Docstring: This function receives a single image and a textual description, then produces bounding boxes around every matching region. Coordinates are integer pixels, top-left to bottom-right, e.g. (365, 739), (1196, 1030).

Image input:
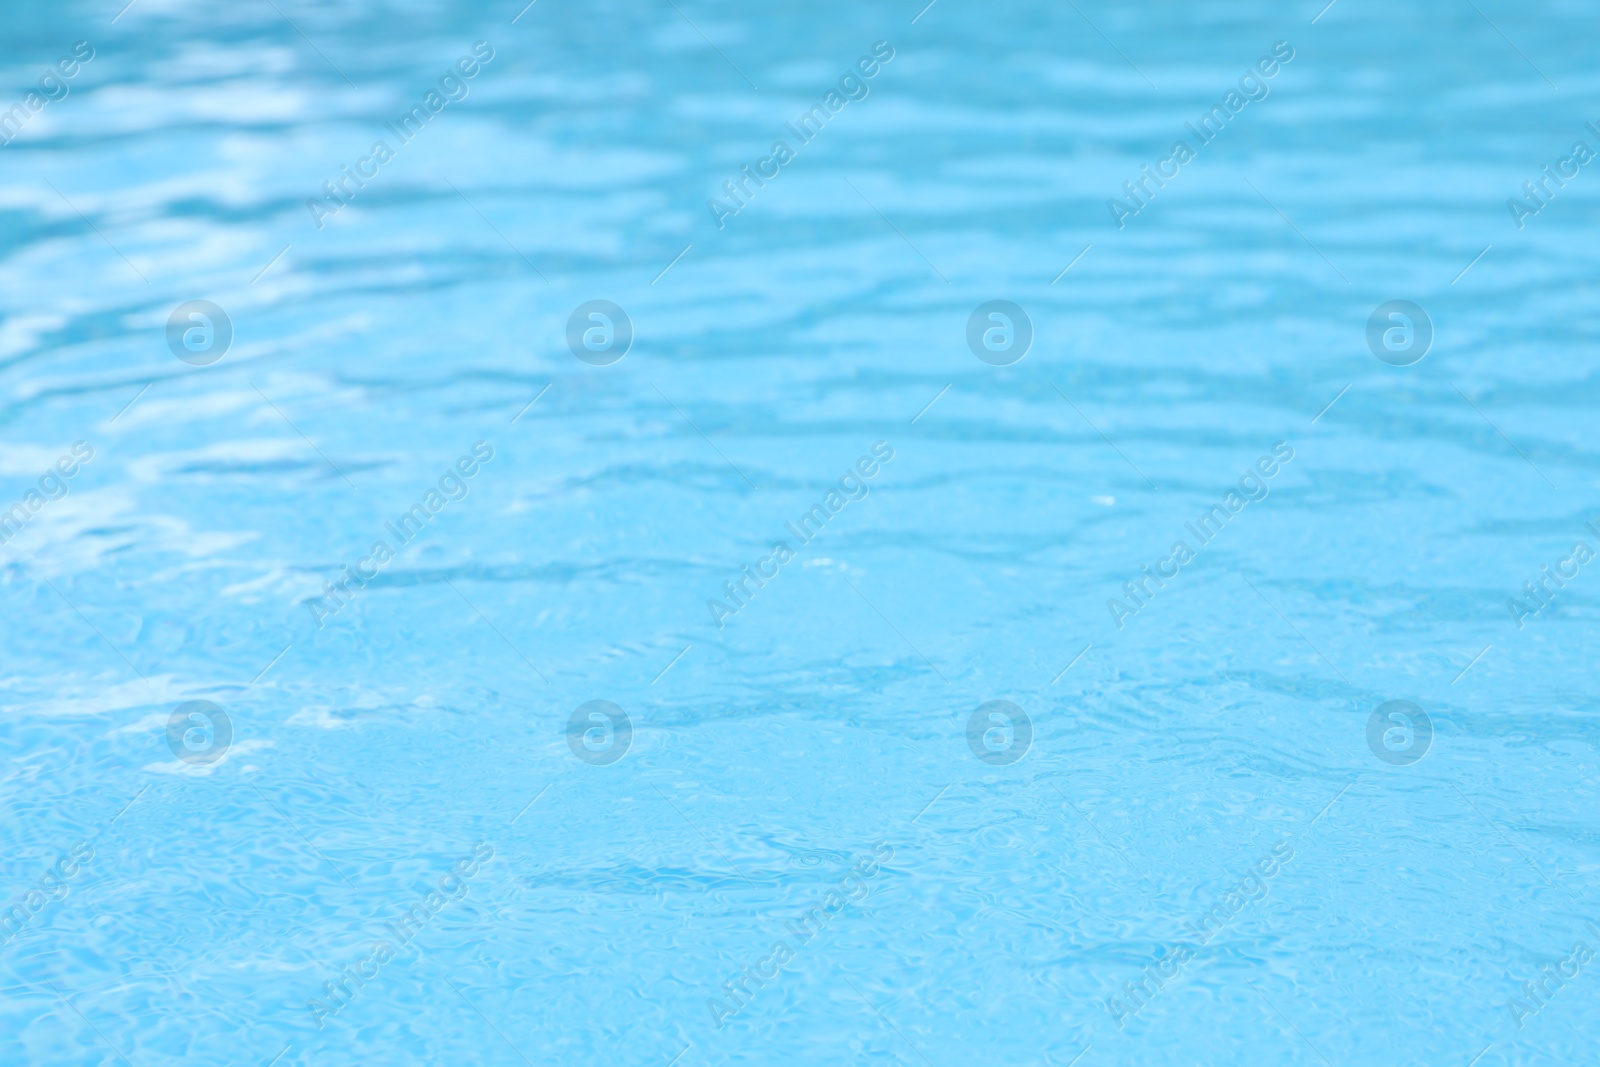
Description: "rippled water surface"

(3, 1), (1599, 1064)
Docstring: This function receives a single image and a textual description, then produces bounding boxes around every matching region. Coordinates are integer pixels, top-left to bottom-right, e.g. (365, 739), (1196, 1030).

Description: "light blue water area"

(2, 0), (1599, 1063)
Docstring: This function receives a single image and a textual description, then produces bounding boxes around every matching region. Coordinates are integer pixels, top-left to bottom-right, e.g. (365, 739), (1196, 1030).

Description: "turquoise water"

(3, 0), (1599, 1063)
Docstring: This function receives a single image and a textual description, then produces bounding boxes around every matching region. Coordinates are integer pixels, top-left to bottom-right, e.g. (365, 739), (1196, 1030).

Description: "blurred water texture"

(1, 0), (1598, 1064)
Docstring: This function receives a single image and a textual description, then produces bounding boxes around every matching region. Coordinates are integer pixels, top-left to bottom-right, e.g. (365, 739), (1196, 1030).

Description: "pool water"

(2, 1), (1598, 1064)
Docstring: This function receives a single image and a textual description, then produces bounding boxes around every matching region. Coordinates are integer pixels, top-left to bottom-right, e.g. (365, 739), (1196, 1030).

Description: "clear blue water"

(3, 1), (1598, 1064)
